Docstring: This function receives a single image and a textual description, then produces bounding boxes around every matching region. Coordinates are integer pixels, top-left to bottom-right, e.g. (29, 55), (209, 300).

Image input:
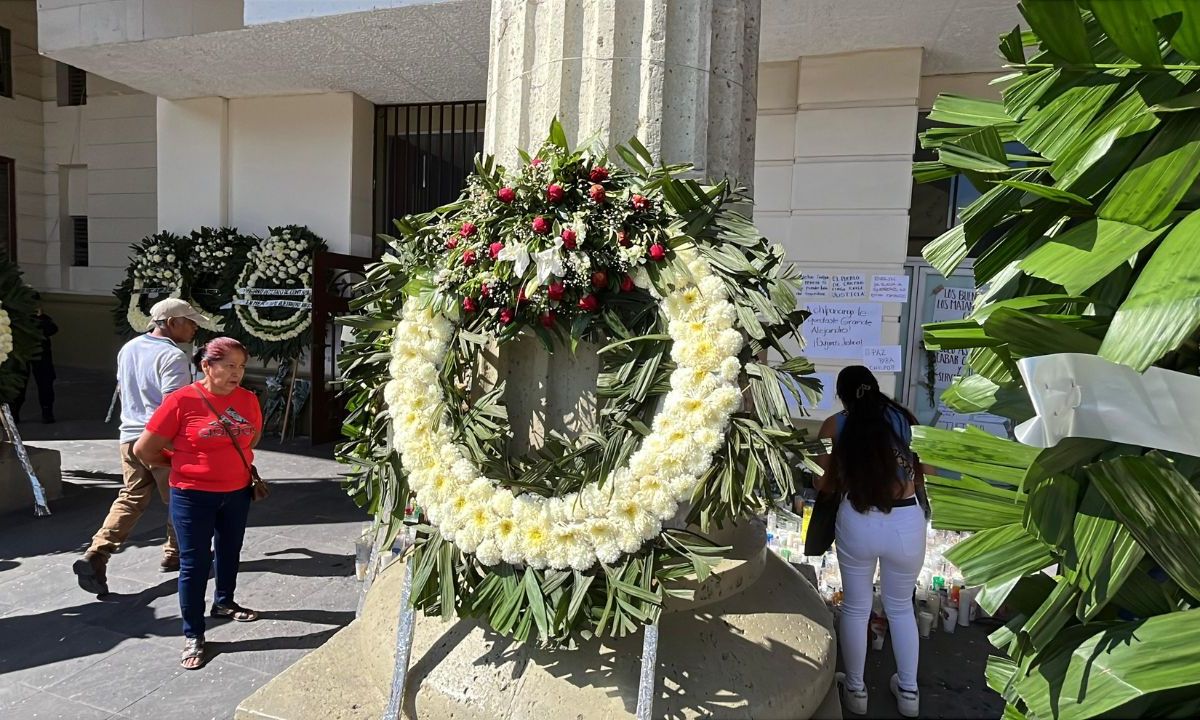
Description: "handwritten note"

(863, 345), (903, 373)
(800, 273), (830, 298)
(831, 274), (866, 299)
(803, 302), (883, 359)
(870, 274), (910, 302)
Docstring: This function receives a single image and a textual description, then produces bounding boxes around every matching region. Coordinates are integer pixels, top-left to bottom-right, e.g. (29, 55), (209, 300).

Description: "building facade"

(2, 0), (1019, 425)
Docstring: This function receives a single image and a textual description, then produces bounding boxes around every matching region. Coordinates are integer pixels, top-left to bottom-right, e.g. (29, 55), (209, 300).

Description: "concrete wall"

(158, 92), (373, 255)
(37, 0), (243, 53)
(754, 48), (922, 416)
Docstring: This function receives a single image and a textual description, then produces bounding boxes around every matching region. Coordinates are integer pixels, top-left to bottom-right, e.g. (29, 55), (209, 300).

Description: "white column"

(483, 0), (761, 451)
(157, 97), (229, 235)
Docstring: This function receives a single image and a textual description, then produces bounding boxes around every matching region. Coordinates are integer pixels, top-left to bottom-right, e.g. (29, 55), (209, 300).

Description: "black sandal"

(181, 637), (206, 670)
(211, 602), (259, 622)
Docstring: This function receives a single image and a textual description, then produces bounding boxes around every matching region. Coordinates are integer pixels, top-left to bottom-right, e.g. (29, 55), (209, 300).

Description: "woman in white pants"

(816, 366), (928, 718)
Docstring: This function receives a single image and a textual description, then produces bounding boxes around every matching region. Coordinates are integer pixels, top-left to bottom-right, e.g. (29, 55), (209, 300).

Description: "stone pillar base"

(237, 541), (837, 720)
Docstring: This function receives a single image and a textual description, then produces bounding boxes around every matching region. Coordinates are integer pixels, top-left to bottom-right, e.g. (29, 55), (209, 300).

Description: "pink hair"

(199, 336), (248, 365)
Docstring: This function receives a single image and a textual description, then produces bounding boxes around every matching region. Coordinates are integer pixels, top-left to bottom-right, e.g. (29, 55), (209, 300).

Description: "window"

(71, 215), (88, 266)
(0, 26), (12, 99)
(374, 102), (485, 256)
(57, 62), (86, 106)
(0, 157), (14, 262)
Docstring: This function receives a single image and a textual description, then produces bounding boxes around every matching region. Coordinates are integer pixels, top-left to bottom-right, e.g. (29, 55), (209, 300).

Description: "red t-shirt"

(145, 383), (263, 492)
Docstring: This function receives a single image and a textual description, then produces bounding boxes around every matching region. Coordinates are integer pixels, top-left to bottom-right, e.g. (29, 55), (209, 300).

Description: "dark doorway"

(373, 102), (485, 256)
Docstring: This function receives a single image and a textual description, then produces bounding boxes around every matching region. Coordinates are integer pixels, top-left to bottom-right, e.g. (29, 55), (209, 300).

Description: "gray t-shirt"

(117, 333), (193, 443)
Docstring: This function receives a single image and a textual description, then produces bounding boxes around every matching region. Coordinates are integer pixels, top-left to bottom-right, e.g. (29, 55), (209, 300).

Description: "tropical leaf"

(1090, 0), (1165, 67)
(1098, 111), (1200, 230)
(1018, 219), (1166, 295)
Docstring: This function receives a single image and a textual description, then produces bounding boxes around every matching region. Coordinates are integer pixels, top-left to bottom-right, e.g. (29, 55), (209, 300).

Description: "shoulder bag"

(194, 387), (269, 502)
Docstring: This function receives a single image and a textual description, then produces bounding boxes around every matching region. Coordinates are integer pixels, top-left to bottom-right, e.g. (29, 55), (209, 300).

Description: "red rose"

(649, 243), (667, 262)
(578, 294), (599, 313)
(531, 157), (543, 167)
(445, 237), (459, 250)
(518, 288), (528, 303)
(547, 281), (565, 301)
(462, 297), (477, 313)
(620, 275), (635, 293)
(489, 242), (504, 260)
(617, 230), (631, 247)
(547, 184), (565, 203)
(589, 183), (606, 204)
(532, 216), (551, 234)
(591, 271), (608, 289)
(480, 283), (491, 298)
(497, 187), (516, 204)
(540, 311), (557, 328)
(462, 249), (477, 266)
(499, 308), (515, 324)
(631, 194), (651, 211)
(561, 228), (577, 249)
(589, 166), (609, 182)
(460, 222), (477, 237)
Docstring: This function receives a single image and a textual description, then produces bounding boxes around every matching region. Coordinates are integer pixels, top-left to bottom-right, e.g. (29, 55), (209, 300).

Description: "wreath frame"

(339, 123), (824, 645)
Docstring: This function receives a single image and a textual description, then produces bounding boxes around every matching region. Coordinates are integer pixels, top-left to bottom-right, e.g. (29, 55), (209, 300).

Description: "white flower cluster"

(132, 241), (181, 287)
(253, 231), (313, 286)
(0, 305), (12, 366)
(193, 236), (237, 275)
(385, 248), (743, 570)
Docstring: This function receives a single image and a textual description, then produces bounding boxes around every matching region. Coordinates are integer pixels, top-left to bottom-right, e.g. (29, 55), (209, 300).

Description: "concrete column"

(157, 97), (229, 235)
(484, 0), (761, 451)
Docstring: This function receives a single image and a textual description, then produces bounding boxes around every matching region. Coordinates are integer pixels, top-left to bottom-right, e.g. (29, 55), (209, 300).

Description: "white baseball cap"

(147, 298), (207, 329)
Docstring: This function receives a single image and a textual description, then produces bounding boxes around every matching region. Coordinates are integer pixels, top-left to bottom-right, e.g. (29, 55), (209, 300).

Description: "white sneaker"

(890, 673), (919, 718)
(835, 672), (868, 715)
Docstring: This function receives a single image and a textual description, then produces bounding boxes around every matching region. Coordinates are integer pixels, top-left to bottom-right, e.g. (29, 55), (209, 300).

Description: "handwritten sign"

(863, 345), (902, 373)
(870, 274), (910, 302)
(800, 273), (830, 298)
(803, 302), (883, 359)
(831, 274), (866, 299)
(785, 371), (836, 413)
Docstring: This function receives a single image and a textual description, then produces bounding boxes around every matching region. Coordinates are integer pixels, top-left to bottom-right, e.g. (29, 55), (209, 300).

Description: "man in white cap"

(73, 298), (204, 595)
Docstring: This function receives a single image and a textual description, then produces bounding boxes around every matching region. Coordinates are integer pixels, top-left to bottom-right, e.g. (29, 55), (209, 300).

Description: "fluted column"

(485, 0), (760, 189)
(483, 0), (760, 453)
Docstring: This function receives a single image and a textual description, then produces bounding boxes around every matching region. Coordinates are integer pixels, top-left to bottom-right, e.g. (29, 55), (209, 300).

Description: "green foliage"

(337, 129), (820, 645)
(0, 261), (43, 404)
(914, 3), (1200, 716)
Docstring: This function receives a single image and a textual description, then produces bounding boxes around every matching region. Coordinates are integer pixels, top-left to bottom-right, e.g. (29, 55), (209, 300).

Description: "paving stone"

(0, 616), (127, 689)
(119, 657), (272, 720)
(0, 676), (39, 712)
(46, 640), (185, 714)
(3, 690), (111, 720)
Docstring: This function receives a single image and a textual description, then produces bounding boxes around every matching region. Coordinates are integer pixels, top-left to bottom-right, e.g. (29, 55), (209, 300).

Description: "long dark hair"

(829, 365), (918, 513)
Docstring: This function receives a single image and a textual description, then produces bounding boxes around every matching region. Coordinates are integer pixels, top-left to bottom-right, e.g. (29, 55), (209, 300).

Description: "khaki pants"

(87, 442), (179, 560)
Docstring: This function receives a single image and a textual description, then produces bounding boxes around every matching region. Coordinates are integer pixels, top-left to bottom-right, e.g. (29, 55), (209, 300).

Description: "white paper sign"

(785, 371), (837, 413)
(863, 345), (902, 373)
(870, 274), (910, 302)
(831, 274), (867, 299)
(804, 302), (884, 359)
(800, 273), (830, 298)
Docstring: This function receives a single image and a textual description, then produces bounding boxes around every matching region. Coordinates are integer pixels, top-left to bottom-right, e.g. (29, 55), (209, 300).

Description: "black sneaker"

(72, 552), (110, 595)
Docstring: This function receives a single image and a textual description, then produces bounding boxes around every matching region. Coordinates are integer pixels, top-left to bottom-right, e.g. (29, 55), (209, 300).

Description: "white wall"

(754, 48), (923, 416)
(0, 1), (48, 273)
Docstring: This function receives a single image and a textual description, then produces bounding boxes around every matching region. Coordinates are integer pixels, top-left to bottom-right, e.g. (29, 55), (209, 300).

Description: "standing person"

(72, 299), (203, 595)
(815, 366), (928, 718)
(134, 337), (262, 670)
(14, 293), (59, 424)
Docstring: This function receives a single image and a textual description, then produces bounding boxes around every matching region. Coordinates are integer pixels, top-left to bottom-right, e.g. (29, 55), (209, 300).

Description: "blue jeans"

(169, 486), (252, 639)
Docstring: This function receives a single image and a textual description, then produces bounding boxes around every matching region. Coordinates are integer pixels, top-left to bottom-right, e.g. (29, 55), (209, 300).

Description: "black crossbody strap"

(193, 386), (252, 472)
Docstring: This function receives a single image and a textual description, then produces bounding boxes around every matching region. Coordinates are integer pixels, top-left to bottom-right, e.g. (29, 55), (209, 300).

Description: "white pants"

(835, 497), (927, 692)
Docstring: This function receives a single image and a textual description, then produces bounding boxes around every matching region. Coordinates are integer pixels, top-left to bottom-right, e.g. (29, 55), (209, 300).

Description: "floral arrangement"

(225, 225), (325, 364)
(339, 123), (822, 645)
(186, 227), (253, 333)
(0, 259), (44, 403)
(112, 232), (188, 335)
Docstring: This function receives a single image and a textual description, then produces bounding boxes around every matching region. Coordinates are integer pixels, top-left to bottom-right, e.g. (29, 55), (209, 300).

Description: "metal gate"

(374, 101), (485, 254)
(309, 251), (370, 445)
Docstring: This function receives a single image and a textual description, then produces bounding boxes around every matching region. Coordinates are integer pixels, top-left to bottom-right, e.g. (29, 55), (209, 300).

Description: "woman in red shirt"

(134, 336), (263, 670)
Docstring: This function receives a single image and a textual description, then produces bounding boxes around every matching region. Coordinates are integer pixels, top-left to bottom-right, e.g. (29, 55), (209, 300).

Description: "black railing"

(373, 101), (485, 256)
